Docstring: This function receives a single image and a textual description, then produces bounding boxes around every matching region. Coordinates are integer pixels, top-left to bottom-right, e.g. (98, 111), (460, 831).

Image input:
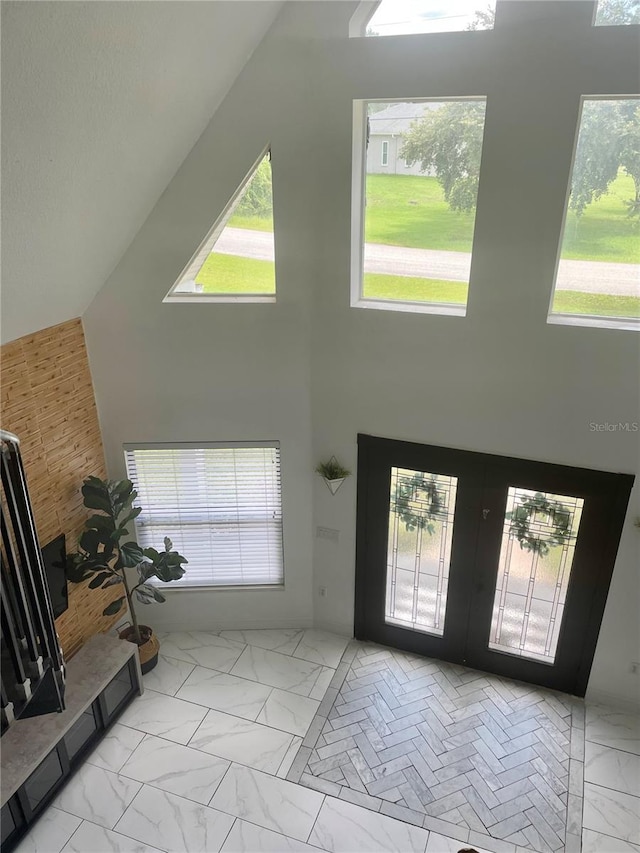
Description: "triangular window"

(166, 148), (275, 301)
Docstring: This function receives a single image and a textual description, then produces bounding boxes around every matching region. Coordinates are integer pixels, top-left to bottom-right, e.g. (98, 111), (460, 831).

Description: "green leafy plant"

(392, 473), (443, 534)
(507, 492), (571, 557)
(66, 476), (187, 645)
(315, 458), (351, 480)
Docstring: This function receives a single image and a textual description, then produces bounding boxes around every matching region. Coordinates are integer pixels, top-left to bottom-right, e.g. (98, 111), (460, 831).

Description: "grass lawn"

(227, 213), (273, 233)
(364, 172), (640, 264)
(196, 253), (275, 294)
(364, 273), (467, 304)
(552, 290), (640, 319)
(365, 272), (640, 318)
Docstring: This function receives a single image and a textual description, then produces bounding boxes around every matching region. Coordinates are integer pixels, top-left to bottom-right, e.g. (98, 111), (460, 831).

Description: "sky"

(367, 0), (496, 35)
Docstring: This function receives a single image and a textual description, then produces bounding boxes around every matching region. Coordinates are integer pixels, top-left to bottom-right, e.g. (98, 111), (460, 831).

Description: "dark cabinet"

(1, 800), (24, 849)
(22, 748), (65, 814)
(98, 660), (135, 723)
(1, 651), (139, 853)
(63, 705), (99, 764)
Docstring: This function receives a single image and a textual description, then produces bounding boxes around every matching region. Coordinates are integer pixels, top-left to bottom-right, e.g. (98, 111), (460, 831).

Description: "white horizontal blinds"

(124, 444), (283, 587)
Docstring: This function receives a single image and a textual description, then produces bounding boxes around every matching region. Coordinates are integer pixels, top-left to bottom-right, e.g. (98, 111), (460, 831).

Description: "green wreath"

(507, 492), (571, 557)
(393, 473), (444, 534)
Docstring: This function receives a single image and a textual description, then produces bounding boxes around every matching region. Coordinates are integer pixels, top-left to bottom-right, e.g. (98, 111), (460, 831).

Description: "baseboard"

(147, 617), (315, 634)
(313, 618), (354, 638)
(585, 687), (640, 713)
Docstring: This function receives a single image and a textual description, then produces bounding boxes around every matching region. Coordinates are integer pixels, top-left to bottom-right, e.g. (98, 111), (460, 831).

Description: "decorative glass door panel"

(488, 488), (584, 664)
(386, 468), (457, 636)
(356, 434), (634, 696)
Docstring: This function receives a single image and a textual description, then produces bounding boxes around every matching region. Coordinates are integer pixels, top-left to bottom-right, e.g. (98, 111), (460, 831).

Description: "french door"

(355, 434), (634, 696)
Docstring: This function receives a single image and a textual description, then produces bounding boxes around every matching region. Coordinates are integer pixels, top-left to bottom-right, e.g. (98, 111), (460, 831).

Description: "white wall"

(1, 0), (282, 343)
(84, 1), (639, 704)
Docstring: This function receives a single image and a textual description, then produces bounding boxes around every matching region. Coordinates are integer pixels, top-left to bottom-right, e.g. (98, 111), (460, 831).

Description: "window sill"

(352, 297), (466, 317)
(163, 294), (276, 304)
(547, 312), (640, 332)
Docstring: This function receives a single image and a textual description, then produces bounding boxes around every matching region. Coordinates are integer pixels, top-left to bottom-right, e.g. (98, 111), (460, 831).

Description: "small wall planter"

(315, 456), (351, 495)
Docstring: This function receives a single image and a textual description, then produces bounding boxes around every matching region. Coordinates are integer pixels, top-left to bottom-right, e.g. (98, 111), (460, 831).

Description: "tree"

(235, 157), (273, 218)
(569, 100), (623, 217)
(467, 6), (495, 30)
(569, 100), (640, 219)
(618, 101), (640, 217)
(595, 0), (640, 25)
(400, 102), (486, 213)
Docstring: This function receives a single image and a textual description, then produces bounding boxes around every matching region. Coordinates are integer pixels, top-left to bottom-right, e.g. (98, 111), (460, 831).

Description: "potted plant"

(65, 476), (188, 673)
(315, 457), (351, 495)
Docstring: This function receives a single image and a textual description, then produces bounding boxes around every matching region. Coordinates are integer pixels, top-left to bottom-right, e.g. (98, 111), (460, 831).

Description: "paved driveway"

(215, 227), (640, 297)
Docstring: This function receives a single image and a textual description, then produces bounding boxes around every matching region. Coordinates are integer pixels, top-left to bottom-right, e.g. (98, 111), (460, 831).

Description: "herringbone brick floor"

(298, 644), (580, 852)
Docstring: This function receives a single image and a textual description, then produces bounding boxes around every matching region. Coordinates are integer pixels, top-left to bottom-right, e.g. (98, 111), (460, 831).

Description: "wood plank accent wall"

(1, 318), (123, 658)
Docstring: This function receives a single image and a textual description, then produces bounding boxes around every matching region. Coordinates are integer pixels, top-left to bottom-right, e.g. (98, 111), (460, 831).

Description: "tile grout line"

(304, 792), (326, 846)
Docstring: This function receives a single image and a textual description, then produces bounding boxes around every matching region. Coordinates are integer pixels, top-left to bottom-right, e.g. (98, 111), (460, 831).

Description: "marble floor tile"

(585, 741), (640, 797)
(425, 832), (493, 852)
(52, 763), (141, 829)
(114, 784), (234, 853)
(189, 708), (294, 773)
(257, 688), (320, 736)
(310, 666), (336, 700)
(276, 736), (303, 778)
(119, 734), (230, 804)
(14, 807), (81, 853)
(586, 705), (640, 755)
(583, 781), (640, 844)
(218, 629), (304, 655)
(293, 630), (350, 669)
(86, 723), (145, 773)
(142, 654), (194, 695)
(118, 688), (207, 744)
(61, 820), (164, 853)
(159, 632), (245, 672)
(231, 645), (324, 697)
(176, 667), (273, 720)
(220, 819), (321, 853)
(308, 795), (429, 852)
(582, 827), (640, 853)
(210, 763), (323, 842)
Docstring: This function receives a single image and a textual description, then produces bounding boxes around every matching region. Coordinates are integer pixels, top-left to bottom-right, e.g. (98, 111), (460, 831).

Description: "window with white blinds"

(124, 443), (284, 588)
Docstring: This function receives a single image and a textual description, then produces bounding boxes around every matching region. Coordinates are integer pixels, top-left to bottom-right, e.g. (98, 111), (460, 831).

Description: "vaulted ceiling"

(0, 0), (283, 343)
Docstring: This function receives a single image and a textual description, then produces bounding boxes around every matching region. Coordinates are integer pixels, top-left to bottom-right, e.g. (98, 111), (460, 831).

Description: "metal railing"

(1, 430), (65, 731)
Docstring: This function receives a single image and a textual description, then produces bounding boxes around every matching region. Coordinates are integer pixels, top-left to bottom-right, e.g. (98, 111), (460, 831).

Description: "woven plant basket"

(119, 624), (160, 674)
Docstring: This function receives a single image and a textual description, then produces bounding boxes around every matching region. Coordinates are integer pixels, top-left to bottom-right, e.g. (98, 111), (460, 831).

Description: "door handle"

(482, 509), (490, 520)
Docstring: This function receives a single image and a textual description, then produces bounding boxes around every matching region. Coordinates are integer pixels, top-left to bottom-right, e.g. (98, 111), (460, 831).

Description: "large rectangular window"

(549, 98), (640, 329)
(353, 98), (487, 314)
(124, 443), (284, 588)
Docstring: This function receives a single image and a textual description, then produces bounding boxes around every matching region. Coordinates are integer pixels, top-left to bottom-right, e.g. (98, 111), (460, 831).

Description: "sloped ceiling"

(0, 0), (283, 343)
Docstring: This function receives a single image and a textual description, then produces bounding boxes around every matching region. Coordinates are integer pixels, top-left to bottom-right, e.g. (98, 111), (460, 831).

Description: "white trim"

(349, 1), (380, 38)
(350, 100), (368, 310)
(381, 139), (389, 166)
(164, 144), (274, 303)
(161, 294), (276, 305)
(352, 297), (466, 317)
(547, 312), (640, 332)
(124, 440), (280, 451)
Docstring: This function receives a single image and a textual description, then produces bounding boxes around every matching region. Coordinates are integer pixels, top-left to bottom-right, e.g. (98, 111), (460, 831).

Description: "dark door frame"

(355, 433), (634, 696)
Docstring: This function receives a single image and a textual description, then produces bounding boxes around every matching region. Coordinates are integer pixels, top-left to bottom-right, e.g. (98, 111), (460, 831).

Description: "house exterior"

(366, 102), (438, 175)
